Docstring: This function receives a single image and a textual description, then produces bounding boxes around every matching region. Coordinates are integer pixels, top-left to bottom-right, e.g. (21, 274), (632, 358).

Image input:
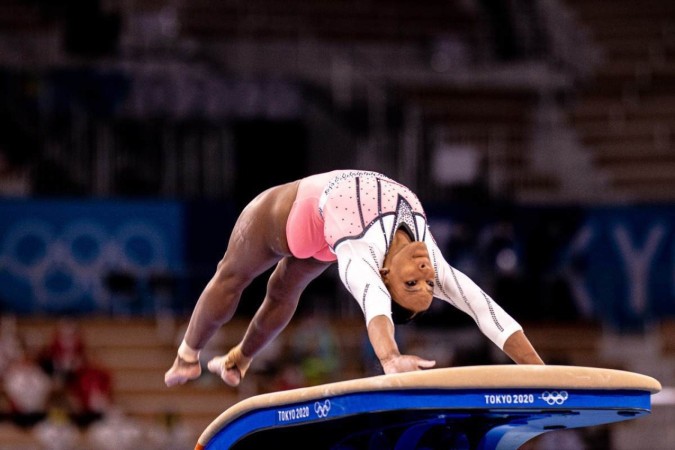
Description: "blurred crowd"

(0, 315), (192, 450)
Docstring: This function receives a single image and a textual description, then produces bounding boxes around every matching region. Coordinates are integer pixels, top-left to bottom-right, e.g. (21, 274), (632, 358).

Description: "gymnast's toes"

(208, 355), (242, 387)
(165, 357), (201, 387)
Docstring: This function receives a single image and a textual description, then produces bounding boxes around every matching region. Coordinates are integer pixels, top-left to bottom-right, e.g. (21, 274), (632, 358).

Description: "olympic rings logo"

(0, 218), (171, 309)
(314, 399), (331, 418)
(540, 390), (569, 405)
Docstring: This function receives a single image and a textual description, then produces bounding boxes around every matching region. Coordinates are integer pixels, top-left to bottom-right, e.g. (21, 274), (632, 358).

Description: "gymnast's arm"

(367, 315), (436, 373)
(426, 238), (544, 365)
(334, 240), (436, 373)
(502, 330), (544, 365)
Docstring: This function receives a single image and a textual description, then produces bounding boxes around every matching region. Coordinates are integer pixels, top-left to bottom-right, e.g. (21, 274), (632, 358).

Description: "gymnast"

(165, 170), (544, 388)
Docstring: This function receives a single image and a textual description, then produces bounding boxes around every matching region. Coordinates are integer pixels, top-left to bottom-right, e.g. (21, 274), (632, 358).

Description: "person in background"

(164, 170), (544, 389)
(65, 353), (113, 428)
(0, 315), (24, 382)
(3, 335), (53, 428)
(38, 319), (86, 388)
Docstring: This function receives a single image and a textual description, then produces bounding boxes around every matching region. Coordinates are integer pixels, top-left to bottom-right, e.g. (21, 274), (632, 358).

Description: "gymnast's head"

(380, 241), (435, 324)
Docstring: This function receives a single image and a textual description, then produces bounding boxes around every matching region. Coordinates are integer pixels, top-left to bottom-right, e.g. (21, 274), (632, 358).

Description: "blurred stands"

(13, 317), (242, 428)
(177, 0), (482, 44)
(0, 1), (45, 31)
(0, 0), (62, 68)
(403, 85), (558, 200)
(564, 0), (675, 203)
(0, 0), (671, 205)
(171, 0), (562, 203)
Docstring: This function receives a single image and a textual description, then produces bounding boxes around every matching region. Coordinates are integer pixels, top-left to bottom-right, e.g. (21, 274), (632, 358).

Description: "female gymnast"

(165, 170), (544, 388)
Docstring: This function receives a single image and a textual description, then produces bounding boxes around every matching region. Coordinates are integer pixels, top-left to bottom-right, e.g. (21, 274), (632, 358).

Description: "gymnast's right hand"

(381, 354), (436, 374)
(164, 355), (202, 387)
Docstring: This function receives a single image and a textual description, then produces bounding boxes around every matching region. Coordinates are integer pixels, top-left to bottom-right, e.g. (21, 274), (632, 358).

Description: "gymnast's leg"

(165, 181), (299, 387)
(208, 256), (332, 386)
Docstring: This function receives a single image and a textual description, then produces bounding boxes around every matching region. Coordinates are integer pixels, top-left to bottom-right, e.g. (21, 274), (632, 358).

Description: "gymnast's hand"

(165, 355), (202, 387)
(381, 354), (436, 374)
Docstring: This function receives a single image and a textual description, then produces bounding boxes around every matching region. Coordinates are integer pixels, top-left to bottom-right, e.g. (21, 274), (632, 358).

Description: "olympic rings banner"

(0, 199), (184, 314)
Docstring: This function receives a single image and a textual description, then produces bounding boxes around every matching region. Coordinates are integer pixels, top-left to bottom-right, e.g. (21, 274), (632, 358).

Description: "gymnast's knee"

(212, 261), (255, 294)
(265, 275), (302, 310)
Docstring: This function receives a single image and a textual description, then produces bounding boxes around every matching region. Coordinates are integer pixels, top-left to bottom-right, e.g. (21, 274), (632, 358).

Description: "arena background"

(0, 1), (673, 449)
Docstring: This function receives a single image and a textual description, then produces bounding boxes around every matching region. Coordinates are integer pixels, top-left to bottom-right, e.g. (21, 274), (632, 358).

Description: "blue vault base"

(195, 365), (661, 450)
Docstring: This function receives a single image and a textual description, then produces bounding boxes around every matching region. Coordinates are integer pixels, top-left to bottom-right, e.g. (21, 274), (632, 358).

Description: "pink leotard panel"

(285, 171), (339, 262)
(287, 170), (425, 261)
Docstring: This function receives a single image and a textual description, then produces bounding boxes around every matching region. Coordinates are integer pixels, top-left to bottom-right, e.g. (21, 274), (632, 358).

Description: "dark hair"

(391, 300), (418, 325)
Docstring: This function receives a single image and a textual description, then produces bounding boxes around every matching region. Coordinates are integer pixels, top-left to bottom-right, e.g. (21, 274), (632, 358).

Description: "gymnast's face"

(381, 241), (435, 321)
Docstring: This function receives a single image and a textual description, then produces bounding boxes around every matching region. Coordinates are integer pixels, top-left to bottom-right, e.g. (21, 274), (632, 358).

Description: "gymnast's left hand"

(381, 354), (436, 374)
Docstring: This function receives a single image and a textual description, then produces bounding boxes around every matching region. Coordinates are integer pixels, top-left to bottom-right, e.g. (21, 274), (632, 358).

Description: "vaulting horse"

(195, 365), (661, 450)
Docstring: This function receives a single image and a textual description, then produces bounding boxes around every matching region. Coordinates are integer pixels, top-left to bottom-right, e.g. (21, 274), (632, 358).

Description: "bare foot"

(207, 355), (243, 386)
(207, 345), (252, 387)
(165, 356), (201, 387)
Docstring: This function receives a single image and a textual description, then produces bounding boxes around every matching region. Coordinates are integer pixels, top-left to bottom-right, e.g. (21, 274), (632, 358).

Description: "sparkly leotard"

(286, 170), (521, 350)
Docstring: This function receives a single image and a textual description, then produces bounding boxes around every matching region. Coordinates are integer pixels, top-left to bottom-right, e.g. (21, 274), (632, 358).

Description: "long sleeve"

(425, 234), (522, 350)
(334, 234), (393, 326)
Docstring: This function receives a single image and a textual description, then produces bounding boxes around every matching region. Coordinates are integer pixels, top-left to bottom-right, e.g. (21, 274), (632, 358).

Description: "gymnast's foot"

(165, 356), (202, 387)
(207, 345), (252, 387)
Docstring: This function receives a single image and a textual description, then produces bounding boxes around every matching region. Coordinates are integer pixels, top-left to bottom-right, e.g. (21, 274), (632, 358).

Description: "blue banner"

(428, 203), (675, 331)
(558, 205), (675, 331)
(0, 198), (673, 329)
(0, 199), (184, 314)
